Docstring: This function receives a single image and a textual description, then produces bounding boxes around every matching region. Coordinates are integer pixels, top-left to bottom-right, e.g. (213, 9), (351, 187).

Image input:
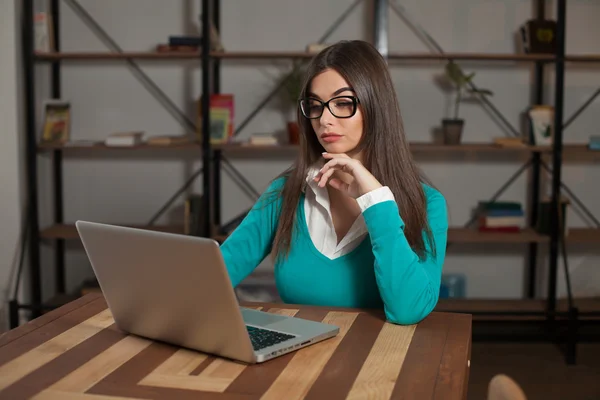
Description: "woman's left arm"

(360, 188), (448, 325)
(316, 153), (449, 325)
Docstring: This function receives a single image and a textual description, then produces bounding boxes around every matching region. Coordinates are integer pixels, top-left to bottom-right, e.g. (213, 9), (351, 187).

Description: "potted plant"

(441, 60), (493, 144)
(279, 62), (306, 145)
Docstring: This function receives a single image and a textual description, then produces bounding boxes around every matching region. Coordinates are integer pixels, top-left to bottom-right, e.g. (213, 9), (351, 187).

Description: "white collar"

(302, 160), (324, 193)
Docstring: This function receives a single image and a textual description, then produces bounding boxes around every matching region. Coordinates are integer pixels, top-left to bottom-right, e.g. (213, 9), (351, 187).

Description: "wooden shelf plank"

(448, 228), (548, 243)
(566, 228), (600, 244)
(387, 53), (555, 62)
(409, 142), (532, 152)
(40, 224), (185, 240)
(41, 224), (546, 244)
(34, 51), (600, 63)
(35, 51), (203, 60)
(38, 141), (547, 154)
(435, 298), (600, 320)
(38, 141), (202, 151)
(212, 51), (315, 59)
(38, 141), (600, 155)
(216, 228), (546, 244)
(50, 142), (600, 157)
(565, 54), (600, 62)
(34, 51), (317, 61)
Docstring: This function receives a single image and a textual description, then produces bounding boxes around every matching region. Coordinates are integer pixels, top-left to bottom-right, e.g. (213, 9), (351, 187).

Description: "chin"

(320, 141), (355, 154)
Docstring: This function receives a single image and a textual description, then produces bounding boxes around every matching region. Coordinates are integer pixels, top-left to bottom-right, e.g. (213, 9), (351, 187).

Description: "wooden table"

(0, 293), (472, 399)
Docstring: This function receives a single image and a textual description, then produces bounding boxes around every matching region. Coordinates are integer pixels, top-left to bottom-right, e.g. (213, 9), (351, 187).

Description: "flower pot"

(442, 119), (464, 145)
(287, 121), (300, 145)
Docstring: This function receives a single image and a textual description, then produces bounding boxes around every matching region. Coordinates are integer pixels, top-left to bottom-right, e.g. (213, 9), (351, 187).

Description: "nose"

(319, 105), (334, 126)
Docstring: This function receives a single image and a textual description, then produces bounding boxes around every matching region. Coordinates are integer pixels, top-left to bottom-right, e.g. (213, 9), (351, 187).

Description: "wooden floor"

(468, 342), (600, 400)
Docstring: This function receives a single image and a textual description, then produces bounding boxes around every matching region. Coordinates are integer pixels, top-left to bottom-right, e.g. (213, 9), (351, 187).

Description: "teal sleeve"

(362, 190), (448, 325)
(219, 177), (285, 288)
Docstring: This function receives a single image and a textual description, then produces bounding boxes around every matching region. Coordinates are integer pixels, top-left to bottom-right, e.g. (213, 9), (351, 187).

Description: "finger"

(318, 159), (336, 175)
(328, 178), (349, 192)
(318, 168), (337, 187)
(320, 157), (350, 175)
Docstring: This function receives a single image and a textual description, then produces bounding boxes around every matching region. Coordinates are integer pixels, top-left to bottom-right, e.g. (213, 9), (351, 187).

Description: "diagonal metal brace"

(233, 0), (365, 137)
(63, 0), (197, 133)
(462, 159), (532, 229)
(221, 157), (261, 200)
(563, 87), (600, 130)
(389, 1), (520, 138)
(145, 0), (366, 224)
(540, 160), (600, 228)
(147, 166), (204, 226)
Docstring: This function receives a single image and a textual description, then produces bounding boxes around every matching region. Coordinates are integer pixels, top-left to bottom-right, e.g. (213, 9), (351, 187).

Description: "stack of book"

(477, 201), (525, 232)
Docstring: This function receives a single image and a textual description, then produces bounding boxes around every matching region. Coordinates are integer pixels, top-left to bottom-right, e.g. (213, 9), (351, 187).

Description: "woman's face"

(305, 68), (364, 157)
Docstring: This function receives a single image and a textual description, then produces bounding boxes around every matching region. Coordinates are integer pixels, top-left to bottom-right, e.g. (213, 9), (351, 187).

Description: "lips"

(321, 133), (343, 143)
(321, 133), (343, 139)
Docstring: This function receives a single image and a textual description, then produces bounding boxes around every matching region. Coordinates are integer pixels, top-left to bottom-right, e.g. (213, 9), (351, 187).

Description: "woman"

(220, 40), (448, 325)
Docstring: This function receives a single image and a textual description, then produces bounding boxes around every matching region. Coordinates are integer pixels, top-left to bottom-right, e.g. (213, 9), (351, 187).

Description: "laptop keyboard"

(246, 325), (295, 351)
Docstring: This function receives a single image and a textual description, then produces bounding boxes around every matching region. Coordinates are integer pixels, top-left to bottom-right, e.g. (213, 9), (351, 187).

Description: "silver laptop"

(75, 220), (339, 364)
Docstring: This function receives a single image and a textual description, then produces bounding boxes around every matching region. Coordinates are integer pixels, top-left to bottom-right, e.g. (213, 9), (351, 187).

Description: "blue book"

(486, 209), (524, 217)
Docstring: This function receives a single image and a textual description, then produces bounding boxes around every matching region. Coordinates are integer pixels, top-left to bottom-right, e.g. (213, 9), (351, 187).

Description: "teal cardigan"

(220, 177), (448, 325)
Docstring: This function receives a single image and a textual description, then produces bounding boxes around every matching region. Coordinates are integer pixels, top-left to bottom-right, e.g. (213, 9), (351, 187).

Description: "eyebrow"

(307, 86), (355, 99)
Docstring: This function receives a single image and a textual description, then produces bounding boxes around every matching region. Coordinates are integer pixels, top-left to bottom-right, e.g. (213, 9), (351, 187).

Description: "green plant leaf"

(445, 61), (464, 85)
(468, 88), (494, 96)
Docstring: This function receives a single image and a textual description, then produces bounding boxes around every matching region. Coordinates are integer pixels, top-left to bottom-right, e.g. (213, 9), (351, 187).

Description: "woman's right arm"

(218, 177), (285, 287)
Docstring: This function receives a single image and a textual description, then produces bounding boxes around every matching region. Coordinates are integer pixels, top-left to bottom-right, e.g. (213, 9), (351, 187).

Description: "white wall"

(0, 0), (25, 331)
(32, 0), (600, 302)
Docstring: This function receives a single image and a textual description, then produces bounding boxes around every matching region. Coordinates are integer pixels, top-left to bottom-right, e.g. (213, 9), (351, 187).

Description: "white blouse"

(303, 164), (396, 259)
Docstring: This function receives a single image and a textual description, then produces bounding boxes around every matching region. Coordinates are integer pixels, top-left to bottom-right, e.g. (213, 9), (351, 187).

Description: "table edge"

(0, 293), (103, 348)
(2, 294), (473, 344)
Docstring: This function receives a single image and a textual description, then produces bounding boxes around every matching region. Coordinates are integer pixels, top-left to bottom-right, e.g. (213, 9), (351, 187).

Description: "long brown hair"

(271, 40), (435, 261)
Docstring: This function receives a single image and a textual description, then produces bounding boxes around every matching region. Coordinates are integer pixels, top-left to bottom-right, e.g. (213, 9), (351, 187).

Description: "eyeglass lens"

(300, 96), (356, 119)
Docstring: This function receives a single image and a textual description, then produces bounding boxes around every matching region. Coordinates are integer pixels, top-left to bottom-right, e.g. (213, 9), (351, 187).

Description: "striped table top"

(0, 293), (471, 399)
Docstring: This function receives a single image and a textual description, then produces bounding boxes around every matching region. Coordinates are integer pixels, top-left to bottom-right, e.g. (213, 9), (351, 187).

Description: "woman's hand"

(314, 152), (383, 199)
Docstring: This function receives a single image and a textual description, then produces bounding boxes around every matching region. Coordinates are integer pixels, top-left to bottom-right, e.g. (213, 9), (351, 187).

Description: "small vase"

(442, 119), (464, 145)
(287, 122), (299, 145)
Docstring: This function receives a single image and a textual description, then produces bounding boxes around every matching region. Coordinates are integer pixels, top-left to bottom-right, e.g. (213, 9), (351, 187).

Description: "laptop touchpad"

(241, 308), (289, 327)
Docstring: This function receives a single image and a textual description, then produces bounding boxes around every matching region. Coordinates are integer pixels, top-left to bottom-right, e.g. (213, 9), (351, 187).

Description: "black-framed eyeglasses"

(299, 95), (360, 119)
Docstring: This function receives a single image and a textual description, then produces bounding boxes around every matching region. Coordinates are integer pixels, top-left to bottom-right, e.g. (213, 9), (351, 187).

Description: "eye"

(333, 100), (353, 109)
(308, 99), (322, 110)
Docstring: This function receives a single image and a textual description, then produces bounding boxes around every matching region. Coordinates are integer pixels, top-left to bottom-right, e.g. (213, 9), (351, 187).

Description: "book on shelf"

(184, 194), (206, 236)
(41, 100), (70, 144)
(104, 131), (144, 147)
(34, 11), (54, 52)
(197, 94), (234, 144)
(63, 140), (97, 147)
(536, 197), (570, 237)
(588, 135), (600, 151)
(518, 19), (557, 54)
(156, 44), (198, 53)
(247, 133), (279, 146)
(477, 201), (525, 232)
(147, 134), (194, 146)
(493, 137), (526, 147)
